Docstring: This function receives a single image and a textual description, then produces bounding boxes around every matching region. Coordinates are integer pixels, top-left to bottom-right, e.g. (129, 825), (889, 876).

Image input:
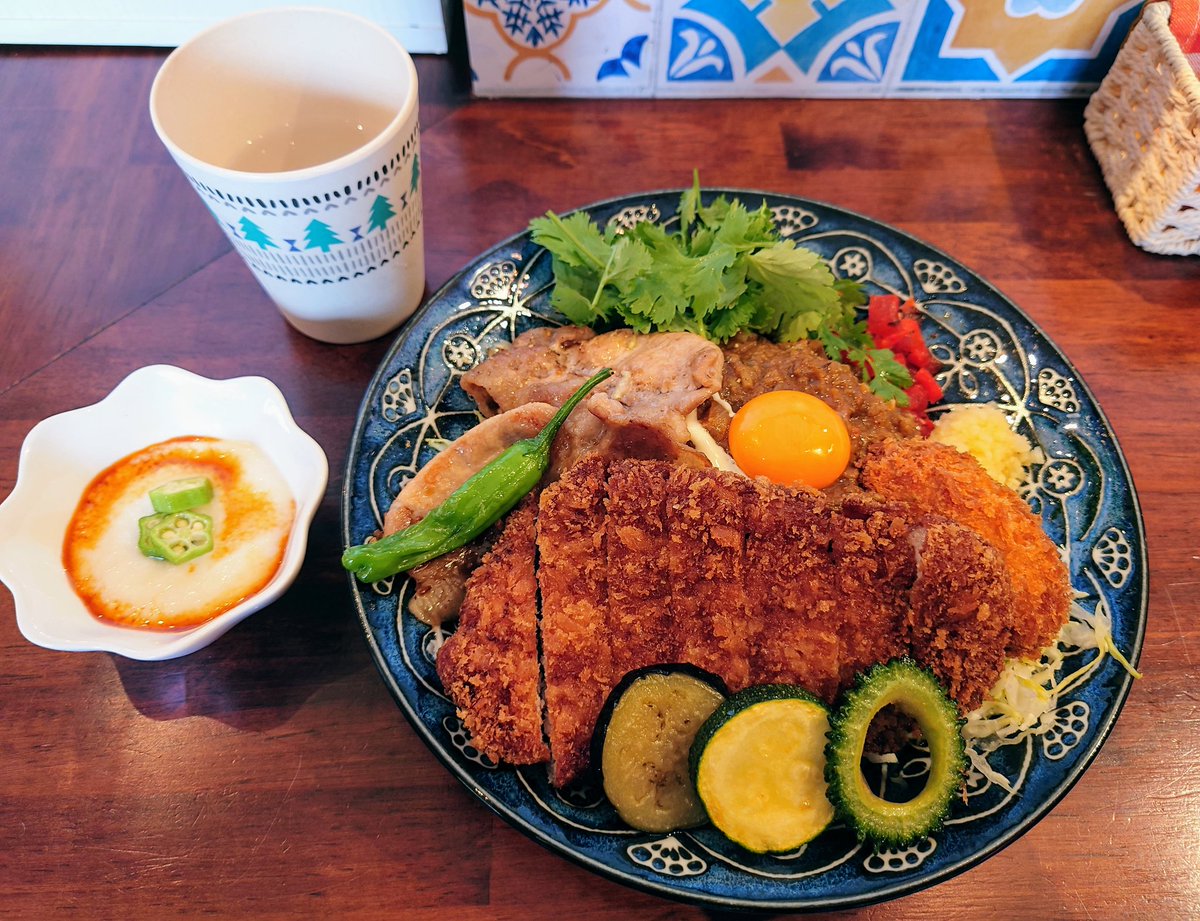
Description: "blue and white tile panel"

(463, 0), (1146, 98)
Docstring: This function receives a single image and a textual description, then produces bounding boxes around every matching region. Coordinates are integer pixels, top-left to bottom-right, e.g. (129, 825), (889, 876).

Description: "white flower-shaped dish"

(0, 365), (328, 660)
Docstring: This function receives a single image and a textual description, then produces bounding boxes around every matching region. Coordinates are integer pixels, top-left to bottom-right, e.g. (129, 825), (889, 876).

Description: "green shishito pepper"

(342, 366), (614, 584)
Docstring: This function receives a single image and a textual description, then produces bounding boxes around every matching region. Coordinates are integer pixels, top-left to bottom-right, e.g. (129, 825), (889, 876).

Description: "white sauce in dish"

(63, 436), (295, 630)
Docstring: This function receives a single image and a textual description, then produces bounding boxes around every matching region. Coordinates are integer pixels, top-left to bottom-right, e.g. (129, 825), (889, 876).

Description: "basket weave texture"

(1084, 1), (1200, 255)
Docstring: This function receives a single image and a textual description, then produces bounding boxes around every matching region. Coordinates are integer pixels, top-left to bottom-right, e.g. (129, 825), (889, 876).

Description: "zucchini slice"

(689, 685), (834, 854)
(825, 659), (966, 848)
(594, 665), (727, 833)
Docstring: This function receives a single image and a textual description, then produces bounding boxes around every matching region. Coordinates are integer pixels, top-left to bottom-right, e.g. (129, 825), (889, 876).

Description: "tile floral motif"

(465, 0), (657, 94)
(897, 0), (1144, 95)
(463, 0), (1146, 97)
(661, 0), (906, 94)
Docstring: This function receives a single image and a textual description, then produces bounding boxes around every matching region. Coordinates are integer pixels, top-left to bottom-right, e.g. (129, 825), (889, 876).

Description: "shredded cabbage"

(963, 597), (1141, 792)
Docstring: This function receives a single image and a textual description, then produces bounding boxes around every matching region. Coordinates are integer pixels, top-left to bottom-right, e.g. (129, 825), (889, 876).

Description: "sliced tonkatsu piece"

(862, 438), (1070, 657)
(742, 481), (844, 703)
(904, 519), (1016, 711)
(826, 495), (918, 687)
(605, 461), (677, 680)
(435, 493), (547, 765)
(540, 459), (757, 787)
(536, 454), (613, 788)
(663, 463), (756, 693)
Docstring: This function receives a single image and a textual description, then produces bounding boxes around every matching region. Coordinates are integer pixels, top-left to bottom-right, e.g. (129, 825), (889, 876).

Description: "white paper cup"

(150, 7), (424, 344)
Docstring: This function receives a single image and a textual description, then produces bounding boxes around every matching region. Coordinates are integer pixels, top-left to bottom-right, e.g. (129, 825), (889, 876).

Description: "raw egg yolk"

(728, 391), (851, 489)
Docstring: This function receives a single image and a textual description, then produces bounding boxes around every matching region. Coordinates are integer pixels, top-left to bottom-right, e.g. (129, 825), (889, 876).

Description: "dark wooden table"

(1, 46), (1197, 920)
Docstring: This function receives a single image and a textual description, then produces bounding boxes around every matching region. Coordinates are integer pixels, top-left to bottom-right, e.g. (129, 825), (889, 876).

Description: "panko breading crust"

(742, 481), (846, 701)
(862, 438), (1071, 657)
(435, 494), (548, 765)
(515, 459), (1022, 786)
(536, 455), (614, 788)
(906, 520), (1015, 707)
(665, 464), (756, 692)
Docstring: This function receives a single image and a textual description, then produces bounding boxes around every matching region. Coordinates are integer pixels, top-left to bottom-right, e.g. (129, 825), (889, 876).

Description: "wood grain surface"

(1, 45), (1197, 921)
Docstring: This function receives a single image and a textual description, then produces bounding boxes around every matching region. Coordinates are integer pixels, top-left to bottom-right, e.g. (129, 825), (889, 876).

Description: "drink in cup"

(150, 8), (424, 344)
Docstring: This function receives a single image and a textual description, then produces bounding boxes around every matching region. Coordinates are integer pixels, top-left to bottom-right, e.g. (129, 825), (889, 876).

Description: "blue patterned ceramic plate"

(342, 191), (1145, 911)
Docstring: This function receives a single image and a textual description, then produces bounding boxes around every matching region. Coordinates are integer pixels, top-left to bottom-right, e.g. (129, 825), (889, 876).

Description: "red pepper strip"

(868, 295), (901, 337)
(913, 367), (943, 403)
(895, 320), (933, 370)
(866, 294), (943, 435)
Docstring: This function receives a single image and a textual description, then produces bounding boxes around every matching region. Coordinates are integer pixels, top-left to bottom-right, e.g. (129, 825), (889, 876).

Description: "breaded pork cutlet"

(438, 458), (1025, 785)
(435, 494), (547, 765)
(743, 482), (845, 702)
(862, 438), (1071, 657)
(906, 519), (1015, 708)
(536, 455), (614, 789)
(664, 463), (756, 692)
(528, 459), (1020, 786)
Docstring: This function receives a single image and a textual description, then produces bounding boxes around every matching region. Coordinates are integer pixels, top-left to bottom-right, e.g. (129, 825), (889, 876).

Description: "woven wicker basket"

(1084, 1), (1200, 256)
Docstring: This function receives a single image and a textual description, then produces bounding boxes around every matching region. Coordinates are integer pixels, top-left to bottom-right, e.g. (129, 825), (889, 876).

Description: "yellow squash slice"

(689, 685), (834, 853)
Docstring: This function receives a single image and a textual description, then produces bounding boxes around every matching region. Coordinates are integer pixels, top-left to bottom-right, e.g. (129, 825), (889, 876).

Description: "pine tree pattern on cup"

(187, 131), (422, 285)
(225, 188), (421, 286)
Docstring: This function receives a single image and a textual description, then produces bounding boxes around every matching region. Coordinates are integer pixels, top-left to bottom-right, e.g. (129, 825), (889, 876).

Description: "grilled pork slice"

(435, 494), (548, 766)
(383, 403), (556, 535)
(461, 326), (723, 474)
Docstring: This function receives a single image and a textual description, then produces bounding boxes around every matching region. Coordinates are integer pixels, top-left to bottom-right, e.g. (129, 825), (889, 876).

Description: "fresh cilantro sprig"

(529, 174), (912, 404)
